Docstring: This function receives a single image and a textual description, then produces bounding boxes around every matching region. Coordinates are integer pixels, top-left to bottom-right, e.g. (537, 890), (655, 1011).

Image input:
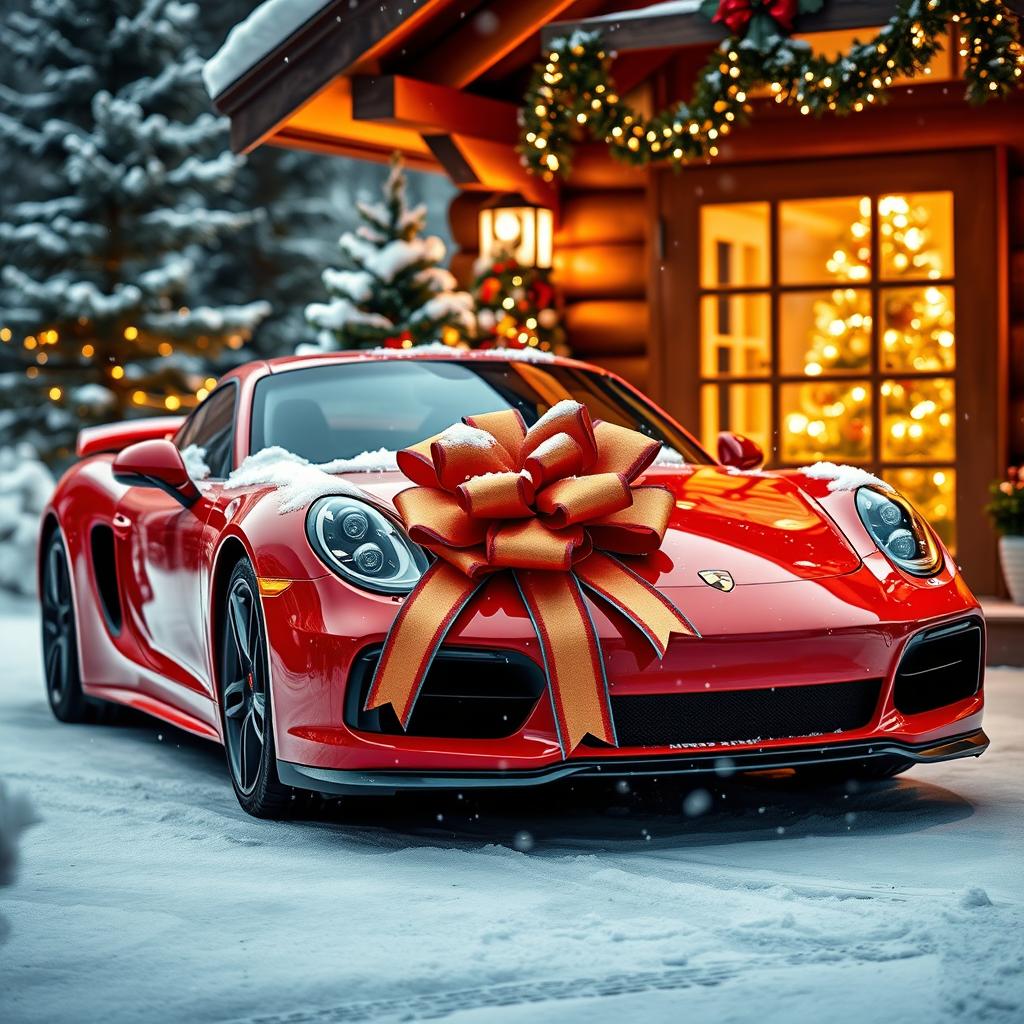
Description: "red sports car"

(41, 352), (987, 817)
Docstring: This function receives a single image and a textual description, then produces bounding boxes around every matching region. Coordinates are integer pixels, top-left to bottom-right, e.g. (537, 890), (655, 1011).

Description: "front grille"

(346, 646), (546, 739)
(605, 679), (883, 748)
(894, 617), (983, 715)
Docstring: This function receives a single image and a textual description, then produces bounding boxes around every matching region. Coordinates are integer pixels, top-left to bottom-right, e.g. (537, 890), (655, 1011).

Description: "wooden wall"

(447, 177), (651, 392)
(1010, 166), (1024, 463)
(554, 187), (649, 390)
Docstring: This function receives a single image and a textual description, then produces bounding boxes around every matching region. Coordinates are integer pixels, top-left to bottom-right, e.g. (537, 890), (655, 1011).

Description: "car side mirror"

(113, 439), (200, 508)
(717, 431), (764, 471)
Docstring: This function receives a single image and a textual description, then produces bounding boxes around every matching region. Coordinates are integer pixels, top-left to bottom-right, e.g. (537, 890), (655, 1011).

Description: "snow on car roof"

(263, 342), (572, 374)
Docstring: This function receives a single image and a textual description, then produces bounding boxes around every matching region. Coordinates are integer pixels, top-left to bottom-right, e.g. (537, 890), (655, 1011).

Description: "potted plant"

(986, 466), (1024, 604)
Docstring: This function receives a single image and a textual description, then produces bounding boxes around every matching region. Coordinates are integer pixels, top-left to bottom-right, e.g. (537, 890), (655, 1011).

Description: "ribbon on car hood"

(364, 401), (700, 755)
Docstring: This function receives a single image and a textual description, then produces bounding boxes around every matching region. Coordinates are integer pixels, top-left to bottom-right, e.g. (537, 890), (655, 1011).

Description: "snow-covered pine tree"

(0, 444), (54, 596)
(0, 0), (269, 460)
(202, 146), (351, 358)
(305, 155), (474, 351)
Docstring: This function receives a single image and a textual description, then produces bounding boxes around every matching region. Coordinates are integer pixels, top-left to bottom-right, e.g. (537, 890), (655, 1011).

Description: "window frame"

(173, 380), (239, 481)
(651, 149), (1005, 594)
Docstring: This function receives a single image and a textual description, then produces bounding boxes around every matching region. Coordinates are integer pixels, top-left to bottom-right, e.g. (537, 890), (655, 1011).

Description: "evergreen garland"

(520, 0), (1024, 180)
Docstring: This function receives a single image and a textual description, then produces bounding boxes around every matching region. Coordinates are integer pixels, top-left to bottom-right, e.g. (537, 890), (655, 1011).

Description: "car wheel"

(219, 559), (292, 818)
(41, 528), (89, 723)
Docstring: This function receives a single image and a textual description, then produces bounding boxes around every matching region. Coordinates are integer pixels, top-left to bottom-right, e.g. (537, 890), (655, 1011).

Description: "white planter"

(999, 535), (1024, 605)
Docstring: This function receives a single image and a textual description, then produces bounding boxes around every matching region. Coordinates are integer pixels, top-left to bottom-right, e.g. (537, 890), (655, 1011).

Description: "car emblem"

(698, 569), (735, 592)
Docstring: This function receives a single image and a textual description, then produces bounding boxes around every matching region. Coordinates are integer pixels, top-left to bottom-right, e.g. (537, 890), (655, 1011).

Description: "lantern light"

(478, 193), (554, 269)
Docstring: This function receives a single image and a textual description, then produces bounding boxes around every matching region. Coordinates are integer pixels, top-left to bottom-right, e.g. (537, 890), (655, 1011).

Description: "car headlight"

(306, 497), (429, 594)
(855, 486), (942, 577)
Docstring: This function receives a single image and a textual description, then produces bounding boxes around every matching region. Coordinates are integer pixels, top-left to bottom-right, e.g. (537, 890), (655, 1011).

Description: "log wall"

(447, 181), (651, 392)
(1010, 169), (1024, 461)
(553, 187), (649, 391)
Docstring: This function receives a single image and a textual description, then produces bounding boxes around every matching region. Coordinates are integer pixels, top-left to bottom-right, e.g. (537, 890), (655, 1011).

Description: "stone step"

(980, 597), (1024, 667)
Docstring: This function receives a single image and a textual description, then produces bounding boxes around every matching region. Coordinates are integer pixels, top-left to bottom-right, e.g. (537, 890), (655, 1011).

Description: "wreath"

(519, 0), (1024, 179)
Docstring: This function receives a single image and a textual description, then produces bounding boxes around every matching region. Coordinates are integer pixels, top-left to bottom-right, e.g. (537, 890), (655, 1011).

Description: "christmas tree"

(0, 444), (54, 596)
(472, 252), (567, 354)
(784, 195), (955, 465)
(0, 0), (269, 460)
(305, 155), (474, 351)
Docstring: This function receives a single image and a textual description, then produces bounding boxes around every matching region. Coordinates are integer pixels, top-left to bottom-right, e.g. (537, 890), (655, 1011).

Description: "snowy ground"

(1, 599), (1022, 1024)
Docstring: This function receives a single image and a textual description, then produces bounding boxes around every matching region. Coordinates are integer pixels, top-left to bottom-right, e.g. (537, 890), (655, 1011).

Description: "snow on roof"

(577, 1), (703, 26)
(203, 0), (333, 98)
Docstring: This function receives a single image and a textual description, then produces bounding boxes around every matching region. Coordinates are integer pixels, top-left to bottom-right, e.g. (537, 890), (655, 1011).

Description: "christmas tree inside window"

(699, 191), (957, 550)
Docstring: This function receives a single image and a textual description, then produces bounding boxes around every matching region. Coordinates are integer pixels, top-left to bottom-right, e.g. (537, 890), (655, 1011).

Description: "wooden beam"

(269, 78), (437, 166)
(424, 134), (558, 205)
(352, 75), (519, 143)
(707, 83), (1024, 165)
(542, 0), (1024, 52)
(410, 0), (579, 89)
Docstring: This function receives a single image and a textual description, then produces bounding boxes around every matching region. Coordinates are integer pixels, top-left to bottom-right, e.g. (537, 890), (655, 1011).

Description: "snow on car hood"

(347, 464), (861, 588)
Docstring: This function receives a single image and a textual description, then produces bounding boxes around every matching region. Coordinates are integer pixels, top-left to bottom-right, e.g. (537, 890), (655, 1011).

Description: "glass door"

(698, 191), (957, 548)
(653, 150), (1003, 593)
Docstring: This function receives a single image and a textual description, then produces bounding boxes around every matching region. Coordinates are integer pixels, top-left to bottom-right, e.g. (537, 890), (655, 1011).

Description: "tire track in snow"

(222, 951), (922, 1024)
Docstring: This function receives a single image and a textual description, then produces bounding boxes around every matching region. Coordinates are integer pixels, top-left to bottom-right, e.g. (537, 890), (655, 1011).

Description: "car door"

(115, 385), (237, 699)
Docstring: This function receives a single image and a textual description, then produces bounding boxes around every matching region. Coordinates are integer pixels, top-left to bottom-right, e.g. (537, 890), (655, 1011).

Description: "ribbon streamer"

(366, 401), (700, 755)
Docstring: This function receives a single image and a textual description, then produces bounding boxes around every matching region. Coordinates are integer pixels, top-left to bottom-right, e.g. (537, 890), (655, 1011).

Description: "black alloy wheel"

(41, 529), (89, 723)
(219, 559), (291, 818)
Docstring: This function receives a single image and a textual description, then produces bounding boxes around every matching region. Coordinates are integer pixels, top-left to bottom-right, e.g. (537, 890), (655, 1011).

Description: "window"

(175, 385), (236, 479)
(250, 360), (712, 466)
(699, 191), (957, 550)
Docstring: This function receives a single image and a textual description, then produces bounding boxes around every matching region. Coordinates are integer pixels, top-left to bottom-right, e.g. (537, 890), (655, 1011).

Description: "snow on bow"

(365, 401), (700, 754)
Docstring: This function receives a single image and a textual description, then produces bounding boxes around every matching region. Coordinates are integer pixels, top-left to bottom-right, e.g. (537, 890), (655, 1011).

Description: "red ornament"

(383, 331), (413, 349)
(479, 277), (501, 304)
(712, 0), (798, 36)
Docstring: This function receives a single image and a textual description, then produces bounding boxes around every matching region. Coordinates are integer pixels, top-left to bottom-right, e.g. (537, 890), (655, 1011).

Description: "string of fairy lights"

(0, 314), (247, 414)
(520, 0), (1024, 179)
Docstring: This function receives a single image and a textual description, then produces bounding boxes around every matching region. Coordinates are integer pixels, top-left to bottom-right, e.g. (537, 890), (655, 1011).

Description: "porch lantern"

(478, 193), (553, 269)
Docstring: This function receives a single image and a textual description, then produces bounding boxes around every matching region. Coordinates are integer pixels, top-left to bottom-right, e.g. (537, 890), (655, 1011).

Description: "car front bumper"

(276, 728), (990, 795)
(263, 562), (985, 779)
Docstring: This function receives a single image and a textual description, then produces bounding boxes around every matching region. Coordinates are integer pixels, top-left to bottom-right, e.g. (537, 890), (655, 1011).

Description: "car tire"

(219, 558), (293, 819)
(41, 528), (90, 724)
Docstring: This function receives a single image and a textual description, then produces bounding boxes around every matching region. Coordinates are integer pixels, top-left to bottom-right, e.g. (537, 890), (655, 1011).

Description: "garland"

(520, 0), (1024, 179)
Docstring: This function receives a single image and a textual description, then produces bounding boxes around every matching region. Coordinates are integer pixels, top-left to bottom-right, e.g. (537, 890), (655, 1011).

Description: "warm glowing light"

(81, 344), (95, 358)
(48, 387), (61, 400)
(124, 326), (138, 340)
(165, 395), (181, 411)
(479, 195), (554, 269)
(110, 365), (125, 379)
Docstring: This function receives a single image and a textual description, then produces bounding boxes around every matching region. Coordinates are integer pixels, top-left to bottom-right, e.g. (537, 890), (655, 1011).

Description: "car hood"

(345, 465), (861, 588)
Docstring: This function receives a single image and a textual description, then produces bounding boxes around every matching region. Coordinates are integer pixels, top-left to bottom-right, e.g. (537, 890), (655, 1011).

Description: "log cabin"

(206, 0), (1024, 646)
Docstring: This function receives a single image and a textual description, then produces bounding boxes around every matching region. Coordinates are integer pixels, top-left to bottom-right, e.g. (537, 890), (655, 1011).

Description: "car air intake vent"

(346, 647), (546, 739)
(605, 679), (883, 749)
(893, 617), (983, 716)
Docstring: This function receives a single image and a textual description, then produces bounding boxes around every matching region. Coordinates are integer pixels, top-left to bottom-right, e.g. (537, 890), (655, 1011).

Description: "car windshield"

(250, 359), (711, 466)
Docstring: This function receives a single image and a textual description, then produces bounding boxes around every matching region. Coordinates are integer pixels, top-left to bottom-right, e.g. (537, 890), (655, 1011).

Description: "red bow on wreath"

(713, 0), (798, 35)
(364, 402), (700, 754)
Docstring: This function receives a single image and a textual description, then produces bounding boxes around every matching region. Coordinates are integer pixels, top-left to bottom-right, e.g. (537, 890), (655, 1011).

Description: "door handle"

(113, 513), (132, 530)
